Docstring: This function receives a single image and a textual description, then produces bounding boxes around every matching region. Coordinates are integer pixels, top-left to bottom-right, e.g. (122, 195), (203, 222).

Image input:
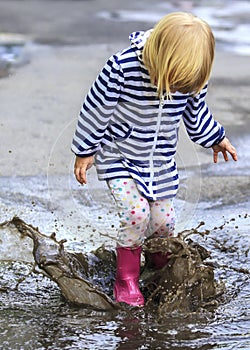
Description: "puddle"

(0, 173), (249, 349)
(0, 33), (30, 77)
(97, 0), (250, 56)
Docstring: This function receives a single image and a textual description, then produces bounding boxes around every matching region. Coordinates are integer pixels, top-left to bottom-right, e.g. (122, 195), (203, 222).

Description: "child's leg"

(147, 198), (176, 239)
(108, 178), (149, 306)
(145, 198), (176, 269)
(108, 178), (150, 248)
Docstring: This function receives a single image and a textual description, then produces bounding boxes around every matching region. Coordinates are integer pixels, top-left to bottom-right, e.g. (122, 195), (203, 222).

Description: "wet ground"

(0, 0), (250, 349)
(0, 192), (249, 349)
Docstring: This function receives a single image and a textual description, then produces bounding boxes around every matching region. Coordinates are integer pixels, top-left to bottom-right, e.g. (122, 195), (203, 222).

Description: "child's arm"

(182, 86), (238, 163)
(71, 55), (124, 158)
(182, 85), (225, 148)
(212, 137), (238, 163)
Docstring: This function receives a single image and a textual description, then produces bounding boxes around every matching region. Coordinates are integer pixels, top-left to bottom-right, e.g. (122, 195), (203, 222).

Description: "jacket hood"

(129, 30), (152, 62)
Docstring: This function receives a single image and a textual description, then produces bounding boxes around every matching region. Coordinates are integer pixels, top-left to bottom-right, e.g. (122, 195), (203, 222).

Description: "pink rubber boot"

(147, 251), (171, 269)
(114, 247), (145, 306)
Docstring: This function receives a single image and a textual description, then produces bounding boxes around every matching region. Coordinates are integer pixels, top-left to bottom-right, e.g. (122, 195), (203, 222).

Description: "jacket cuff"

(212, 135), (225, 146)
(74, 152), (96, 158)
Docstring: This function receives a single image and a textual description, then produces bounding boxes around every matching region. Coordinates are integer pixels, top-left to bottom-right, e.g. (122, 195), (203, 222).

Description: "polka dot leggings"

(108, 178), (176, 248)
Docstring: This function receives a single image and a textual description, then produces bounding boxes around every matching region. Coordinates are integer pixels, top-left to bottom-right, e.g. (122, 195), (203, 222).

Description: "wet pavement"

(0, 0), (250, 349)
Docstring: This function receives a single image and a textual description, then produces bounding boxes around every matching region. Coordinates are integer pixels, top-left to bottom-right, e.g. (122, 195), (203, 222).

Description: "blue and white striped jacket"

(72, 31), (225, 200)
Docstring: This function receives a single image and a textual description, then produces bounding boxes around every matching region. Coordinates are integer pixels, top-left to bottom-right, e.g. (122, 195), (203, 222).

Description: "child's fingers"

(74, 166), (87, 184)
(79, 168), (87, 184)
(229, 146), (238, 161)
(223, 151), (229, 162)
(213, 151), (218, 163)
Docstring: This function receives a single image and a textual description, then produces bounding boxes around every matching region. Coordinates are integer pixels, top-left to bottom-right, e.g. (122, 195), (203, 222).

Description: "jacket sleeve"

(182, 85), (225, 148)
(71, 54), (124, 157)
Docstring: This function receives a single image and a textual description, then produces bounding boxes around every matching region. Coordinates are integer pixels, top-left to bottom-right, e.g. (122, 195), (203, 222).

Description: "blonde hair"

(142, 12), (215, 97)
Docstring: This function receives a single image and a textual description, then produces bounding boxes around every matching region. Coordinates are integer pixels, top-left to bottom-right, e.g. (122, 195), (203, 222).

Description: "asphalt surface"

(0, 0), (166, 45)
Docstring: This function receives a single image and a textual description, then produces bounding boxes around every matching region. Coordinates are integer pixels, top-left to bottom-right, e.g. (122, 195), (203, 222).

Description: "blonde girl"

(72, 12), (237, 306)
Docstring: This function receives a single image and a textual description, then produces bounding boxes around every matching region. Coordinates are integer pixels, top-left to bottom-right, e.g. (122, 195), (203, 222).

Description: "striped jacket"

(72, 30), (225, 200)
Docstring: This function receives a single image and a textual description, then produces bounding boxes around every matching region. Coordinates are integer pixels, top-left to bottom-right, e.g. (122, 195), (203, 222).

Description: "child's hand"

(74, 155), (94, 184)
(212, 137), (238, 163)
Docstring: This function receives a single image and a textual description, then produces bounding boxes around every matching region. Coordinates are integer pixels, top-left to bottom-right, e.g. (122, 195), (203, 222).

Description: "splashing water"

(0, 207), (249, 350)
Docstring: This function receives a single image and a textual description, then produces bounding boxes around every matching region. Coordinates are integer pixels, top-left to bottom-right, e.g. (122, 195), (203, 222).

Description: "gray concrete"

(0, 0), (249, 207)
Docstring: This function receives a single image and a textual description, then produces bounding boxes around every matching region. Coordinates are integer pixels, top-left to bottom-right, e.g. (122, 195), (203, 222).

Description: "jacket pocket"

(108, 123), (133, 142)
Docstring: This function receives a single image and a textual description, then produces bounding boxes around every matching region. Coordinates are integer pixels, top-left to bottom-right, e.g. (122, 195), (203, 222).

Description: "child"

(71, 12), (238, 307)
